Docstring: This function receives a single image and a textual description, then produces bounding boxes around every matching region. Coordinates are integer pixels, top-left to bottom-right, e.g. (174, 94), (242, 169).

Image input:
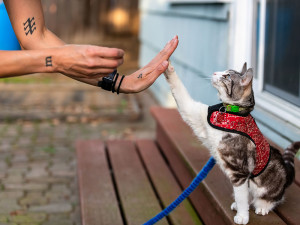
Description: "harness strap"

(207, 103), (271, 177)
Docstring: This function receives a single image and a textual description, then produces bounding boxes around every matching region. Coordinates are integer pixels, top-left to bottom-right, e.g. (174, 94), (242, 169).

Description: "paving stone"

(51, 170), (75, 177)
(0, 172), (6, 179)
(26, 177), (70, 184)
(17, 138), (32, 146)
(45, 191), (70, 203)
(0, 199), (21, 214)
(9, 213), (47, 223)
(26, 168), (49, 179)
(0, 191), (24, 199)
(0, 214), (9, 222)
(50, 184), (70, 193)
(0, 161), (8, 170)
(43, 220), (73, 225)
(5, 174), (24, 184)
(47, 213), (72, 225)
(29, 203), (72, 213)
(70, 207), (81, 224)
(48, 213), (69, 221)
(7, 164), (28, 176)
(11, 154), (29, 163)
(4, 183), (48, 191)
(30, 152), (51, 161)
(19, 192), (47, 207)
(0, 223), (17, 225)
(29, 161), (49, 169)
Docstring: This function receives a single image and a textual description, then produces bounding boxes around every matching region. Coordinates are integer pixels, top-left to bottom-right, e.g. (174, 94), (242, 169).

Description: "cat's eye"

(222, 74), (230, 79)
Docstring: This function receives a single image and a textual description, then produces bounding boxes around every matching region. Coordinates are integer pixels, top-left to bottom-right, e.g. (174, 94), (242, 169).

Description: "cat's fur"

(164, 62), (300, 224)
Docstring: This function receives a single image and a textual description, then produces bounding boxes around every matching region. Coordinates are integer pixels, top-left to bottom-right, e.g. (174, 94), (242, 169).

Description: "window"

(257, 0), (300, 106)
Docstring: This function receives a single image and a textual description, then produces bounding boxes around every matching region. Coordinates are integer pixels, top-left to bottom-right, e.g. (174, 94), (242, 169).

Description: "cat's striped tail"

(283, 141), (300, 187)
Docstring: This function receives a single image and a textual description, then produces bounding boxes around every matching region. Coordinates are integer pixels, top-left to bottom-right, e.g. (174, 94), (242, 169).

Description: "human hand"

(63, 36), (179, 91)
(119, 35), (179, 93)
(55, 44), (124, 79)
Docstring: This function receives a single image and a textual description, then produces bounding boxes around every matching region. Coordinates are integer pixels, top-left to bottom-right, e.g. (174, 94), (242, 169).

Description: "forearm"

(21, 28), (65, 50)
(0, 49), (56, 78)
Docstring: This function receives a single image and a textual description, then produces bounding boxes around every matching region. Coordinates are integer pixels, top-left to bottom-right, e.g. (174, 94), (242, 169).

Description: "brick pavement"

(0, 80), (157, 225)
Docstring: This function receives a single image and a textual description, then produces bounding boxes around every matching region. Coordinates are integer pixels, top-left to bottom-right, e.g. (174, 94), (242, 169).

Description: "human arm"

(2, 0), (124, 79)
(69, 36), (179, 94)
(3, 0), (179, 93)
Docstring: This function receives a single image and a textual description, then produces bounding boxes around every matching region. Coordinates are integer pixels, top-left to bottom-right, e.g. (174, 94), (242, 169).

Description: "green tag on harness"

(226, 105), (240, 112)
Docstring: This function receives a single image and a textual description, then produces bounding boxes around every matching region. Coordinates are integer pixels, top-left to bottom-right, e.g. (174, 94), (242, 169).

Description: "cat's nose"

(213, 73), (217, 76)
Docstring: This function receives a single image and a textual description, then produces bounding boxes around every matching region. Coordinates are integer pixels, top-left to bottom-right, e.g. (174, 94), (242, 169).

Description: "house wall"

(139, 0), (230, 106)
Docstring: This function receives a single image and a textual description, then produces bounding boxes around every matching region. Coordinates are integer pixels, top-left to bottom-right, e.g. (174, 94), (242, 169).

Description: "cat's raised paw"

(234, 213), (249, 224)
(231, 202), (237, 211)
(167, 63), (174, 73)
(255, 207), (269, 216)
(164, 63), (175, 79)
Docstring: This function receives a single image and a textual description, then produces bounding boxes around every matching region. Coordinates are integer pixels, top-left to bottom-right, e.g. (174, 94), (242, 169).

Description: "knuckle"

(85, 46), (96, 56)
(86, 59), (96, 68)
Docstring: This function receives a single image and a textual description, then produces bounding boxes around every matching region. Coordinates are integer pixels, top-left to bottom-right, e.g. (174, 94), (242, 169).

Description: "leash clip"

(219, 105), (226, 114)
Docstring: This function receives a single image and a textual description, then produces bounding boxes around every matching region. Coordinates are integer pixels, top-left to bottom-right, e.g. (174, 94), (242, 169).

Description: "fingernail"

(162, 61), (168, 67)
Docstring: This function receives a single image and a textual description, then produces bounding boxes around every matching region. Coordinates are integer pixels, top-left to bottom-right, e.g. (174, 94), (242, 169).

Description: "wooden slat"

(151, 107), (287, 225)
(276, 184), (300, 225)
(107, 140), (169, 225)
(266, 140), (300, 224)
(136, 140), (203, 225)
(156, 122), (230, 225)
(76, 140), (123, 225)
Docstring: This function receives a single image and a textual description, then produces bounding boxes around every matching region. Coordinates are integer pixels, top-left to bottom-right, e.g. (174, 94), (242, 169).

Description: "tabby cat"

(164, 62), (300, 224)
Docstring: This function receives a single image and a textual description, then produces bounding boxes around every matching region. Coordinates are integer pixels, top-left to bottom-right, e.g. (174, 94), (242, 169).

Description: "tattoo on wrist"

(138, 74), (143, 79)
(45, 56), (52, 67)
(24, 17), (36, 36)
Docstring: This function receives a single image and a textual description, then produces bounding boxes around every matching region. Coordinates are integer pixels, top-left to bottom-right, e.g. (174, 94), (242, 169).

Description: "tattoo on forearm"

(45, 56), (52, 67)
(23, 17), (36, 36)
(138, 74), (142, 79)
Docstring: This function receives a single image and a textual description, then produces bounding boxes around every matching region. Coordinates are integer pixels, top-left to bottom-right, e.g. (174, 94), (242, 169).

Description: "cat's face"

(211, 63), (254, 107)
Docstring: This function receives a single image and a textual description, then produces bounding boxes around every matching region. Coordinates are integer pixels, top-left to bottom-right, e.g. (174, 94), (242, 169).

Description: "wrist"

(48, 47), (62, 73)
(115, 75), (129, 94)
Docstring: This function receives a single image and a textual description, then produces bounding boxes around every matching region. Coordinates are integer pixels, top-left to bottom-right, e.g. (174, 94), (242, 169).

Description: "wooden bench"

(76, 107), (300, 225)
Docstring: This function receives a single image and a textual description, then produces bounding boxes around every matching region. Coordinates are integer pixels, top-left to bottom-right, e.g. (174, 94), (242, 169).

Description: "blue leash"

(143, 156), (216, 225)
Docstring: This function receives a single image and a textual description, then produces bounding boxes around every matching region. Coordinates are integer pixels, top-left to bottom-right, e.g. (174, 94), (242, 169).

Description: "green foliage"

(41, 146), (56, 154)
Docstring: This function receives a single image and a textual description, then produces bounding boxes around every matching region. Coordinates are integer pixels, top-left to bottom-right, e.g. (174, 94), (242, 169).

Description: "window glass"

(263, 0), (300, 106)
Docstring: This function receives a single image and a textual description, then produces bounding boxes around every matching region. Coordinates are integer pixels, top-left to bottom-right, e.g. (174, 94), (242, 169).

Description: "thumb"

(150, 61), (169, 80)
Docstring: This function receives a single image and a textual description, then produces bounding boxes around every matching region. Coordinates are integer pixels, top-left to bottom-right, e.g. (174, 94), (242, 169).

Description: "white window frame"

(168, 0), (232, 4)
(229, 0), (300, 128)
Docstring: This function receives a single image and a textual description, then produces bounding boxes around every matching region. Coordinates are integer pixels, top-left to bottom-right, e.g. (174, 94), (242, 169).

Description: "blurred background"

(0, 0), (299, 224)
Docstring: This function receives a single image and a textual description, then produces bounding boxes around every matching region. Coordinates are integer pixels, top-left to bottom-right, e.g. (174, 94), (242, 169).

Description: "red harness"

(208, 104), (270, 177)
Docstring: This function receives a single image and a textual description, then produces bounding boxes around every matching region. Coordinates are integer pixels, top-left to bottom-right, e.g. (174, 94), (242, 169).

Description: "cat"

(164, 62), (300, 225)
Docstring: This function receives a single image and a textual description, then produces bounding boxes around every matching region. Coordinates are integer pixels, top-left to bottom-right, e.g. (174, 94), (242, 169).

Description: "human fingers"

(148, 61), (169, 83)
(90, 57), (124, 69)
(91, 46), (125, 58)
(147, 36), (178, 67)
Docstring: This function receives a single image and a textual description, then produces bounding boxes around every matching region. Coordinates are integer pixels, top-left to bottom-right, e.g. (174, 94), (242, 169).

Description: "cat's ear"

(241, 68), (253, 87)
(241, 62), (247, 75)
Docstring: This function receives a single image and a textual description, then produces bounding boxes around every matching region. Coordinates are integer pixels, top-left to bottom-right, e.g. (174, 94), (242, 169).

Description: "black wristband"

(117, 75), (125, 95)
(97, 70), (117, 91)
(112, 73), (119, 93)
